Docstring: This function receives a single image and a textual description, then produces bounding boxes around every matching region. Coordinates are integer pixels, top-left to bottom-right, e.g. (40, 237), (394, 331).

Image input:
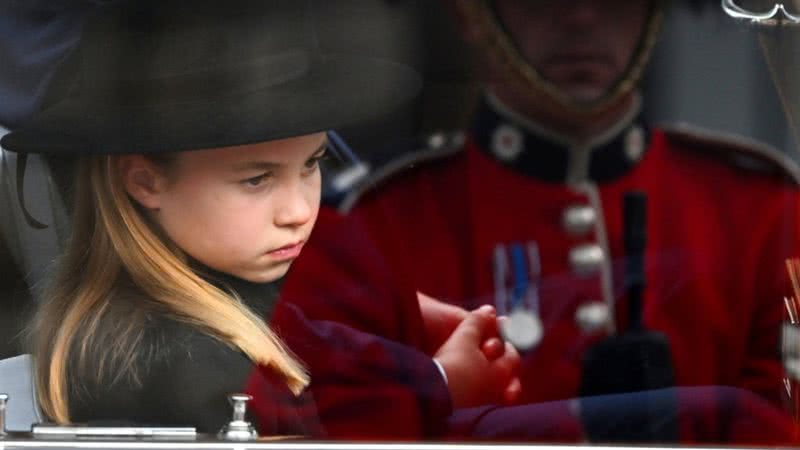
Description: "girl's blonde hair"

(30, 154), (308, 424)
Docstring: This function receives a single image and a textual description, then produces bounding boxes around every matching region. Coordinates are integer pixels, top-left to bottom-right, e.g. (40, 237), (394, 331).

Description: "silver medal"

(494, 242), (544, 352)
(502, 307), (543, 352)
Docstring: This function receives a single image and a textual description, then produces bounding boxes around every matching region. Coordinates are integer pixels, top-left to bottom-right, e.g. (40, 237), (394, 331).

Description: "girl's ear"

(117, 155), (168, 210)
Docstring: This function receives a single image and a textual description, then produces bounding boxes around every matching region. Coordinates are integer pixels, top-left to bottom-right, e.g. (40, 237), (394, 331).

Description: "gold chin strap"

(460, 0), (665, 117)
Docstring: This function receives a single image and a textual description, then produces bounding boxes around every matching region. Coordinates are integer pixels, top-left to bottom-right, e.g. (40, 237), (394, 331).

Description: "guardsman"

(277, 0), (800, 442)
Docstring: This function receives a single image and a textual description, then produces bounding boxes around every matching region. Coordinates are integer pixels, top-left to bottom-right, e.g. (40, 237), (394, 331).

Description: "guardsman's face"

(123, 133), (326, 283)
(494, 0), (649, 101)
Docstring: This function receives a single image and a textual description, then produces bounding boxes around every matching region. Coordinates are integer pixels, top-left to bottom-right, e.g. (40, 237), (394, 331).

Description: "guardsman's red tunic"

(277, 96), (800, 442)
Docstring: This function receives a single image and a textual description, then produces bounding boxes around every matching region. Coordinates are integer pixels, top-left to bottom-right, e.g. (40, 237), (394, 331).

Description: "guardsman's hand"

(418, 292), (510, 362)
(417, 291), (468, 354)
(433, 305), (521, 408)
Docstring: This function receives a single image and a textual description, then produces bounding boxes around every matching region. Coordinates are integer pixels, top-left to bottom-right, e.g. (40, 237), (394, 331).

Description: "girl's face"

(122, 132), (327, 283)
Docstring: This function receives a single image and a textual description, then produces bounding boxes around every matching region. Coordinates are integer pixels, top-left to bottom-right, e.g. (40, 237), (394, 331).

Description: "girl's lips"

(267, 241), (304, 261)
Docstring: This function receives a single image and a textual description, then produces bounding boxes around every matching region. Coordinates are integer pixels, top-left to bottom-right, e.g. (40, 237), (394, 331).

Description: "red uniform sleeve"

(274, 207), (451, 439)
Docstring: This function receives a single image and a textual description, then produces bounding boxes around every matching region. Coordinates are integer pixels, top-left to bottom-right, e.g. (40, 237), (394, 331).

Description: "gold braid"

(459, 0), (666, 116)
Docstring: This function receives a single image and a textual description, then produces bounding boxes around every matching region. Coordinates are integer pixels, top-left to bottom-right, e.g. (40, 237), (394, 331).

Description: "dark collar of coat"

(471, 93), (651, 184)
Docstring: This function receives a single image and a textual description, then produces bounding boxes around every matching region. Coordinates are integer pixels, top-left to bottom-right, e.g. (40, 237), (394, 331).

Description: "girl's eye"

(304, 150), (329, 171)
(242, 173), (271, 187)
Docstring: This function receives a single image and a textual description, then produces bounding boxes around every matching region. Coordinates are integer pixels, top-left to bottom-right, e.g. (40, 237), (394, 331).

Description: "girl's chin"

(236, 263), (293, 284)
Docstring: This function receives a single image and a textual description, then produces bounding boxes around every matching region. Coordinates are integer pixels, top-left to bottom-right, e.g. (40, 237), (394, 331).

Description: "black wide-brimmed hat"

(0, 0), (421, 154)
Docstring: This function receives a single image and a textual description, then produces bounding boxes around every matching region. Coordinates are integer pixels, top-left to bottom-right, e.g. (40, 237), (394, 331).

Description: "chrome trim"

(0, 440), (793, 450)
(30, 425), (196, 438)
(721, 0), (800, 26)
(0, 394), (7, 437)
(0, 439), (788, 450)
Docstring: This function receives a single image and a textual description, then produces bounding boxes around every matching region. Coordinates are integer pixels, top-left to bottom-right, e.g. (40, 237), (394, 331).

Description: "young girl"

(2, 0), (520, 438)
(30, 135), (325, 434)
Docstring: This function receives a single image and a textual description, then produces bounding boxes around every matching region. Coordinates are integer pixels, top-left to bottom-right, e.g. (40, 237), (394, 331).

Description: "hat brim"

(1, 55), (421, 154)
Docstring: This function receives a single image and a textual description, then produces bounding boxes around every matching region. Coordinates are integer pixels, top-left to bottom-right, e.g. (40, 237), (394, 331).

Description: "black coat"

(66, 272), (321, 436)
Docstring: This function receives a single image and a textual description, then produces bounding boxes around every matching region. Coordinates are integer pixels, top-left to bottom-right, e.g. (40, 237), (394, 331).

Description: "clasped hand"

(418, 292), (522, 408)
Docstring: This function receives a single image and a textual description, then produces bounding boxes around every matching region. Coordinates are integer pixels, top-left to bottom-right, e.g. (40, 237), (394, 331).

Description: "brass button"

(562, 205), (597, 236)
(569, 244), (605, 276)
(575, 301), (611, 334)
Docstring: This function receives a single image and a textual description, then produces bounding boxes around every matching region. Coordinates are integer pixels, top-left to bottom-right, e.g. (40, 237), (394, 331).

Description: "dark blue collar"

(471, 95), (650, 184)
